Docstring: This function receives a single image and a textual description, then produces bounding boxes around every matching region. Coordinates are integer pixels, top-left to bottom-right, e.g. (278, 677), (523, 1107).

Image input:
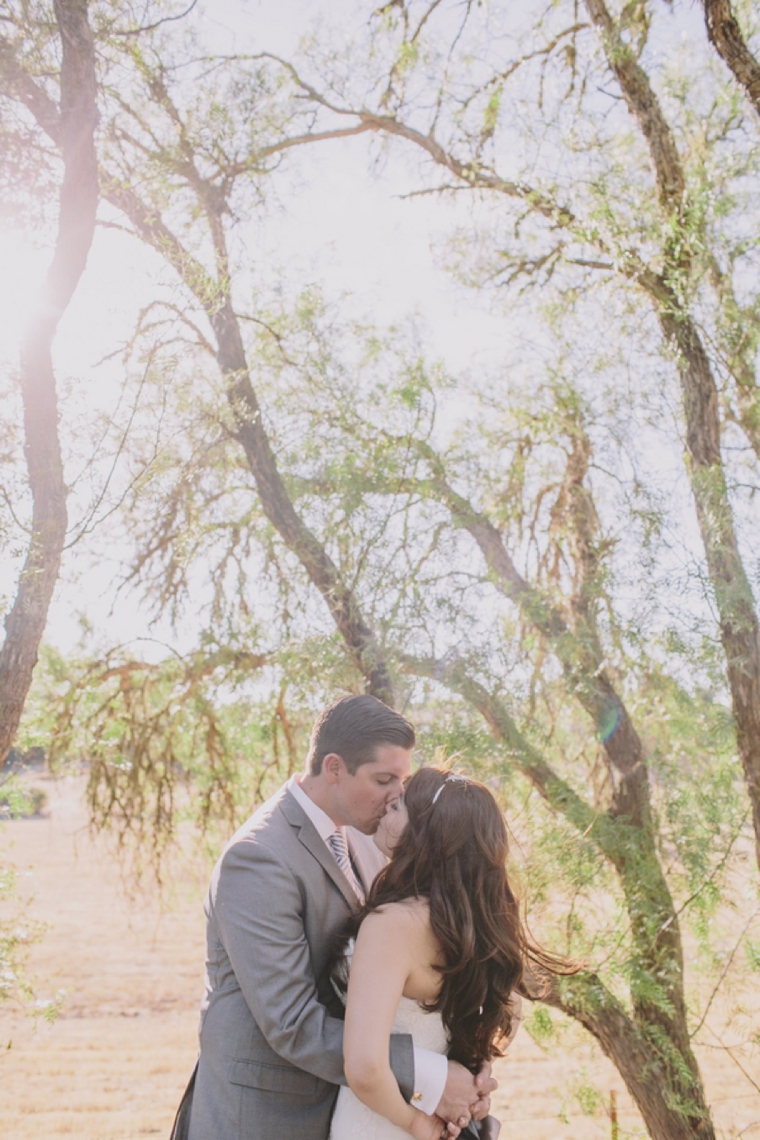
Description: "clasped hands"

(410, 1061), (496, 1140)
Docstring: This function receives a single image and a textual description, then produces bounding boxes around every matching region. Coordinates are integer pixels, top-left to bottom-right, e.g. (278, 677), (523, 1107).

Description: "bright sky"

(0, 0), (513, 657)
(0, 0), (733, 675)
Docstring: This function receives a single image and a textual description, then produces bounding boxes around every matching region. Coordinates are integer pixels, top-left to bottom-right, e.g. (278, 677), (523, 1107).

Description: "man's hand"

(435, 1060), (497, 1128)
(470, 1061), (496, 1121)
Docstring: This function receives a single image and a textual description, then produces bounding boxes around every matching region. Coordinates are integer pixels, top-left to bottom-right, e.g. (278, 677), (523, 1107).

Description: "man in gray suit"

(187, 695), (495, 1140)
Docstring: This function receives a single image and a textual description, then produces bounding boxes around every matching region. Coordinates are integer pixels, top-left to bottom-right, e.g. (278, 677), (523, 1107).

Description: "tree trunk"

(544, 973), (715, 1140)
(404, 653), (715, 1139)
(660, 309), (760, 870)
(0, 0), (98, 763)
(703, 0), (760, 118)
(429, 658), (708, 1137)
(102, 179), (394, 706)
(211, 299), (395, 704)
(583, 0), (760, 868)
(426, 462), (652, 824)
(411, 458), (706, 1089)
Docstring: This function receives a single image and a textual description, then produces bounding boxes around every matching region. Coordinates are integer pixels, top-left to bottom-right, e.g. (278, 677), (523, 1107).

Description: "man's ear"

(322, 753), (345, 784)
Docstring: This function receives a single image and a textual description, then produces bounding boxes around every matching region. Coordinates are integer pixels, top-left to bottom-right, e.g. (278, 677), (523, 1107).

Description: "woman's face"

(373, 793), (409, 858)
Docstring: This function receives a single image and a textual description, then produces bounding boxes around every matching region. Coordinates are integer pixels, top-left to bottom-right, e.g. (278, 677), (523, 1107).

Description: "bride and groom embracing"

(180, 695), (565, 1140)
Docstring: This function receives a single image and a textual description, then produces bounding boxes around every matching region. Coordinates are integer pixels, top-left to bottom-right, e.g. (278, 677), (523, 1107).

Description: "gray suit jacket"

(187, 783), (415, 1140)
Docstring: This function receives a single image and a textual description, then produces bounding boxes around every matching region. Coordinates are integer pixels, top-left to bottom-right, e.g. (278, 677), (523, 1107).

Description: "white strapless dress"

(329, 994), (447, 1140)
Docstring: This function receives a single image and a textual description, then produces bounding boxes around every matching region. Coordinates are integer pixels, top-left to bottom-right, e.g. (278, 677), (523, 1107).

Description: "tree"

(73, 5), (755, 1135)
(279, 0), (760, 877)
(0, 0), (98, 761)
(702, 0), (760, 118)
(99, 32), (398, 704)
(8, 4), (759, 1137)
(75, 287), (752, 1138)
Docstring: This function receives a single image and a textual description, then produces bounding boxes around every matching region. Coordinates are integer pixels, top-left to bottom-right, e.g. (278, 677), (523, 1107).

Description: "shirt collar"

(287, 773), (340, 842)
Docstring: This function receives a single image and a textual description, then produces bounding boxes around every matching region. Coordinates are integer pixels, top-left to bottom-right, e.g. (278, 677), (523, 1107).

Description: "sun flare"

(0, 232), (50, 367)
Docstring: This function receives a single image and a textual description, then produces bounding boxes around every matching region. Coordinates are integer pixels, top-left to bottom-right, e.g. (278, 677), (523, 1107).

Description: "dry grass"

(0, 775), (757, 1140)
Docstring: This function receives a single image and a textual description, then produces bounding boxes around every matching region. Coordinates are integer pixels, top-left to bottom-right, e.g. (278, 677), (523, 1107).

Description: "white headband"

(431, 772), (471, 805)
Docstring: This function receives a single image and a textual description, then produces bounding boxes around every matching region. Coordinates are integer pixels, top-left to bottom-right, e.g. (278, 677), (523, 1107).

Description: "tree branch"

(112, 0), (200, 37)
(702, 0), (760, 119)
(0, 33), (62, 144)
(583, 0), (685, 211)
(102, 172), (394, 704)
(399, 650), (612, 851)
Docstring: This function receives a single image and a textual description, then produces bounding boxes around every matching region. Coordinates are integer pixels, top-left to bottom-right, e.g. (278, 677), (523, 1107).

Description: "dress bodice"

(391, 995), (447, 1054)
(335, 939), (448, 1056)
(329, 944), (449, 1140)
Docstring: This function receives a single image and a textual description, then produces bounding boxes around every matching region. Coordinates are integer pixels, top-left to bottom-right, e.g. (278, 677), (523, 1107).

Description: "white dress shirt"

(287, 774), (447, 1114)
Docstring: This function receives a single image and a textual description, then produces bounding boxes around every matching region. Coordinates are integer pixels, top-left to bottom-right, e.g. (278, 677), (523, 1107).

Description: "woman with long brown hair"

(329, 766), (571, 1140)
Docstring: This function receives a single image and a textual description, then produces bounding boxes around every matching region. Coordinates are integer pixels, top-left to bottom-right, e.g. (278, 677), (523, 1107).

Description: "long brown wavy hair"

(355, 766), (575, 1072)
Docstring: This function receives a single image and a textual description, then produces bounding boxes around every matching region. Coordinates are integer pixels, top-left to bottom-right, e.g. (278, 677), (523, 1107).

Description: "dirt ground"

(1, 774), (758, 1140)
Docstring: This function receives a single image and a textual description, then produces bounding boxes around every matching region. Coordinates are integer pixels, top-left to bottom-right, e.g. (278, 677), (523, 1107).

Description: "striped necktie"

(327, 829), (365, 904)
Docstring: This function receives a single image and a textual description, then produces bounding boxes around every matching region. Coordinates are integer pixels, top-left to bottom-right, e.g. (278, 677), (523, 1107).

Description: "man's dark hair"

(306, 695), (415, 775)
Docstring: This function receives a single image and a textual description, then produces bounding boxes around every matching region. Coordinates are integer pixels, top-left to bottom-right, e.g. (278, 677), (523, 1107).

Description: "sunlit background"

(2, 2), (760, 1138)
(1, 0), (535, 661)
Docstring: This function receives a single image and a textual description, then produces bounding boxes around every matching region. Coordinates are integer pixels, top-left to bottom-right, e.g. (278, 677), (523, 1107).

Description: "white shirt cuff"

(411, 1047), (448, 1115)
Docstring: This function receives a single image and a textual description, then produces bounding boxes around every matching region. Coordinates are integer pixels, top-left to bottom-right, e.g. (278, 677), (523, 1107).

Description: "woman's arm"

(343, 906), (447, 1140)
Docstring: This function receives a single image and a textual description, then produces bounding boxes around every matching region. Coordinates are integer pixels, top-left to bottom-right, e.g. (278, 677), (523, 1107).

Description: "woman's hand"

(409, 1110), (461, 1140)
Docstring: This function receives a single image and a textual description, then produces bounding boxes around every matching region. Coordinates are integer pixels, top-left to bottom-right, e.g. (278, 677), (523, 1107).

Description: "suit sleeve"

(212, 838), (345, 1083)
(211, 837), (415, 1095)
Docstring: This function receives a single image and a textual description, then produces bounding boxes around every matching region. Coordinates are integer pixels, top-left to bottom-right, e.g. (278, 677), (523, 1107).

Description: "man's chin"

(356, 818), (382, 835)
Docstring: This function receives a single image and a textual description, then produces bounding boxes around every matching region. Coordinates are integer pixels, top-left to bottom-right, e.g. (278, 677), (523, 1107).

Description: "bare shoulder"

(359, 898), (432, 948)
(365, 897), (429, 925)
(356, 900), (441, 999)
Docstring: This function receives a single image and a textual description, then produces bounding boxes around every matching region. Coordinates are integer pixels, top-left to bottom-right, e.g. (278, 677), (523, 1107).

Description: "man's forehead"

(363, 745), (413, 775)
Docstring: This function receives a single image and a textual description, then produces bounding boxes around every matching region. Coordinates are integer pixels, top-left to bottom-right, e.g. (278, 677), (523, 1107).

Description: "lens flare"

(597, 701), (622, 744)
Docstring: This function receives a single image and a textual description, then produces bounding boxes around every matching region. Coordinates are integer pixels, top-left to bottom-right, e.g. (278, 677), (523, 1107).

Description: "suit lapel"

(281, 790), (359, 913)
